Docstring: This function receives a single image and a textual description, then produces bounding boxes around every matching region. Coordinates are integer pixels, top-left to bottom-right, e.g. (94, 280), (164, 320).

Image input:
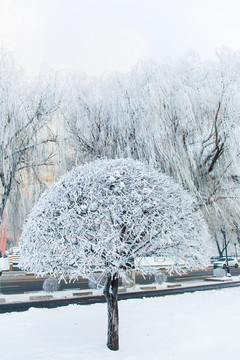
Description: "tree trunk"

(103, 273), (119, 351)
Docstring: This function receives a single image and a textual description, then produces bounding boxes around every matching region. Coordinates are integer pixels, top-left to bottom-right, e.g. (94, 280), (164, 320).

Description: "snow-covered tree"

(158, 49), (240, 246)
(62, 67), (161, 166)
(62, 49), (240, 250)
(0, 50), (60, 233)
(43, 277), (60, 293)
(20, 158), (210, 351)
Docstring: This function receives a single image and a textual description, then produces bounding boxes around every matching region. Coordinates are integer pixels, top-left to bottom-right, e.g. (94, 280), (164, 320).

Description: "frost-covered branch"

(20, 158), (211, 351)
(0, 49), (60, 226)
(20, 158), (211, 279)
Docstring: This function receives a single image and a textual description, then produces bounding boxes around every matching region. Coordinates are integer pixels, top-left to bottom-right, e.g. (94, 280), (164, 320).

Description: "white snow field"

(1, 287), (240, 360)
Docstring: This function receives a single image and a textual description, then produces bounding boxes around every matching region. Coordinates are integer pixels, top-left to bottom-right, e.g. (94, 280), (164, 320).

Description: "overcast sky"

(0, 0), (240, 76)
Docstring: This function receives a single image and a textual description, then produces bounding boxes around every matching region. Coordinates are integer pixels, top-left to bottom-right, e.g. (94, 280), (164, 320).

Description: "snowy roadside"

(1, 285), (240, 360)
(1, 275), (240, 305)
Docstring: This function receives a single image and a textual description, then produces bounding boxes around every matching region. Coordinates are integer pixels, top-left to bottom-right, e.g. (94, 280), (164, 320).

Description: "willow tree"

(63, 50), (240, 247)
(158, 49), (240, 244)
(0, 49), (60, 234)
(20, 158), (210, 351)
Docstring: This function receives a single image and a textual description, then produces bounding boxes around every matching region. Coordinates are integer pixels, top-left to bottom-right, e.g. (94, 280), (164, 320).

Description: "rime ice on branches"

(20, 158), (211, 350)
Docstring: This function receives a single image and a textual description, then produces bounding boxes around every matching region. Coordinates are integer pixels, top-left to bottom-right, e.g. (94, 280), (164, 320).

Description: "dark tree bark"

(103, 273), (119, 351)
(215, 232), (230, 257)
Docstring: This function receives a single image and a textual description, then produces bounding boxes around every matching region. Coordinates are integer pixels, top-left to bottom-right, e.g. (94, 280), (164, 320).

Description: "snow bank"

(0, 287), (240, 359)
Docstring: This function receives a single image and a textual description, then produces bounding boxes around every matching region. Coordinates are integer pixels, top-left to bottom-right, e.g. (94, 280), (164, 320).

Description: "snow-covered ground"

(1, 286), (240, 360)
(0, 277), (236, 304)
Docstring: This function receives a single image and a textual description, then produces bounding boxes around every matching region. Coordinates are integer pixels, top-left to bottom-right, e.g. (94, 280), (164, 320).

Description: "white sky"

(0, 0), (240, 76)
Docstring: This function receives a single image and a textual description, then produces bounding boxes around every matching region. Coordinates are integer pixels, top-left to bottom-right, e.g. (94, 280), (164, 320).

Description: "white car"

(213, 257), (239, 269)
(5, 247), (21, 269)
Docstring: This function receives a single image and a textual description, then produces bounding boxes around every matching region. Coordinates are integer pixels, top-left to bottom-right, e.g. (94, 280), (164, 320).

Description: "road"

(0, 275), (90, 295)
(1, 267), (240, 295)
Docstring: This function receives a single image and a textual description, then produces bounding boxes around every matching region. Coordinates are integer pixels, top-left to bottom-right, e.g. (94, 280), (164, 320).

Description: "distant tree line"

(1, 47), (240, 253)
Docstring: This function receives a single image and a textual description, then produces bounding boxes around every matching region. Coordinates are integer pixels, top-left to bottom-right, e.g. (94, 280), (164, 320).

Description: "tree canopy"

(20, 158), (210, 280)
(63, 49), (240, 245)
(3, 46), (240, 254)
(20, 158), (210, 351)
(0, 49), (60, 242)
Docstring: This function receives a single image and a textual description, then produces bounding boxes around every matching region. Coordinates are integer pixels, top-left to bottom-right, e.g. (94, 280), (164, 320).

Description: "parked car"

(213, 257), (239, 269)
(5, 247), (21, 270)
